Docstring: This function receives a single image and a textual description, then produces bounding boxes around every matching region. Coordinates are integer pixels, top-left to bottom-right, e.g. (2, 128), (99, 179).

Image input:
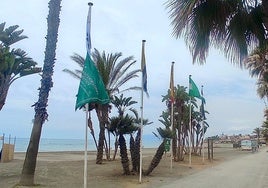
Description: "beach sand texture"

(0, 145), (254, 188)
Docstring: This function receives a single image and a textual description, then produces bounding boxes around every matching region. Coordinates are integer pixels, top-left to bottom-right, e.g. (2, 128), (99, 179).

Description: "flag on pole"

(75, 55), (110, 110)
(169, 62), (175, 104)
(188, 76), (202, 167)
(141, 40), (149, 97)
(189, 76), (202, 100)
(139, 39), (148, 183)
(75, 3), (109, 110)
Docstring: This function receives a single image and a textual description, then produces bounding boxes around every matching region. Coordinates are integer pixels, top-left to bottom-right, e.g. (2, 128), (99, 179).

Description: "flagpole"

(84, 104), (89, 188)
(201, 85), (205, 164)
(202, 119), (205, 164)
(170, 62), (175, 170)
(139, 39), (146, 183)
(189, 100), (192, 167)
(189, 75), (192, 168)
(139, 82), (144, 183)
(188, 75), (203, 167)
(171, 101), (174, 170)
(84, 3), (93, 188)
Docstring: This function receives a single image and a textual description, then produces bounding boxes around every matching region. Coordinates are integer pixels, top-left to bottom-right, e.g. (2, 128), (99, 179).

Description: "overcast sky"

(0, 0), (264, 139)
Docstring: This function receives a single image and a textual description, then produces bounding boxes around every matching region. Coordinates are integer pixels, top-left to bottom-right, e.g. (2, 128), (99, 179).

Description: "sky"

(0, 0), (265, 140)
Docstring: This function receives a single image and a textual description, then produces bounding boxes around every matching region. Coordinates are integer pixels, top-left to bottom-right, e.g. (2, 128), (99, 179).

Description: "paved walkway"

(161, 148), (268, 188)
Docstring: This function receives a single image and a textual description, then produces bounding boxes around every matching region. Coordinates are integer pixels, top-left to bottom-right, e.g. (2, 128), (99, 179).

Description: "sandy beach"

(0, 145), (257, 188)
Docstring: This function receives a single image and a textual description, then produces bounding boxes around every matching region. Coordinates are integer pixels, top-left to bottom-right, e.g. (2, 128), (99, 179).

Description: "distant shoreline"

(12, 137), (162, 152)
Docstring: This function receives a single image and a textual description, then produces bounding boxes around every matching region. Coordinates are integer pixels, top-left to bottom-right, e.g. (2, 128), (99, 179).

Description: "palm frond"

(70, 53), (85, 68)
(62, 69), (81, 80)
(165, 0), (266, 64)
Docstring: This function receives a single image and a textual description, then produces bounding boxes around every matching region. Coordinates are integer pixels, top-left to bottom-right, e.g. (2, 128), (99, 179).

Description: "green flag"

(75, 2), (109, 110)
(75, 54), (110, 110)
(189, 76), (202, 100)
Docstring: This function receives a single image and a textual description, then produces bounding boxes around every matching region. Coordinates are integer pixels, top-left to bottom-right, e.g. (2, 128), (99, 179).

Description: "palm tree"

(262, 120), (268, 143)
(245, 46), (268, 78)
(110, 94), (137, 160)
(131, 117), (152, 173)
(111, 94), (138, 117)
(162, 85), (197, 161)
(144, 138), (166, 176)
(166, 0), (268, 65)
(245, 46), (268, 123)
(109, 94), (153, 174)
(256, 78), (268, 103)
(173, 85), (189, 160)
(0, 22), (41, 111)
(91, 49), (140, 95)
(261, 109), (268, 143)
(145, 122), (173, 176)
(20, 0), (62, 185)
(191, 109), (209, 155)
(245, 46), (268, 101)
(110, 114), (138, 175)
(253, 127), (261, 145)
(64, 50), (140, 164)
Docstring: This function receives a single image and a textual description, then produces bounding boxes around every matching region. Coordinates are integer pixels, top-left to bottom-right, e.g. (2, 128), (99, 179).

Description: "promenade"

(161, 148), (268, 188)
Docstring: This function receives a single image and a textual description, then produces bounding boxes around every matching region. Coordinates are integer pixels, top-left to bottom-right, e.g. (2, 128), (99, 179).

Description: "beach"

(0, 145), (258, 188)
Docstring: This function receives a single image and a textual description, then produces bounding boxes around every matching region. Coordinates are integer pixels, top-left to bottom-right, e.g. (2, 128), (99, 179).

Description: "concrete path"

(161, 148), (268, 188)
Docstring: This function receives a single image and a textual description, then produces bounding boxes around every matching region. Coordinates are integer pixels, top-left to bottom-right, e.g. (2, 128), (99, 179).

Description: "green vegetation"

(0, 22), (41, 111)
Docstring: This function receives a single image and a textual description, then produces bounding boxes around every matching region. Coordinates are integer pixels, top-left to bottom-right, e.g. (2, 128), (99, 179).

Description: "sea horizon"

(6, 134), (162, 152)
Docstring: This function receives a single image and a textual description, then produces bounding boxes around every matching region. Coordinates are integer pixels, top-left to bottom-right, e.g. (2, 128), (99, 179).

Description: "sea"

(3, 135), (162, 152)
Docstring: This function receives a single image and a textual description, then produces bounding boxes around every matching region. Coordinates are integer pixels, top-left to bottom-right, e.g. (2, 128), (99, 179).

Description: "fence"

(0, 134), (16, 162)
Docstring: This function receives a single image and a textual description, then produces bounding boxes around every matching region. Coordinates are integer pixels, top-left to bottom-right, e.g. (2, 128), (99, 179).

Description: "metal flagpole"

(189, 99), (192, 167)
(170, 98), (174, 170)
(201, 85), (205, 164)
(202, 119), (205, 164)
(139, 40), (146, 183)
(84, 104), (89, 188)
(139, 81), (144, 183)
(84, 3), (93, 188)
(189, 75), (192, 167)
(170, 62), (175, 170)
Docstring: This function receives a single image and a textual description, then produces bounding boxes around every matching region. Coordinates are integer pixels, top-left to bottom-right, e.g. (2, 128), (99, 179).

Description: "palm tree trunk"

(112, 135), (119, 160)
(193, 131), (199, 154)
(144, 140), (165, 176)
(172, 129), (177, 161)
(108, 130), (111, 160)
(20, 116), (43, 185)
(133, 128), (141, 172)
(199, 136), (204, 155)
(182, 130), (186, 160)
(96, 120), (105, 164)
(0, 75), (10, 111)
(87, 114), (98, 149)
(90, 130), (98, 149)
(119, 134), (130, 175)
(177, 125), (184, 161)
(96, 104), (109, 164)
(129, 134), (136, 172)
(175, 128), (180, 161)
(19, 0), (61, 185)
(104, 134), (110, 160)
